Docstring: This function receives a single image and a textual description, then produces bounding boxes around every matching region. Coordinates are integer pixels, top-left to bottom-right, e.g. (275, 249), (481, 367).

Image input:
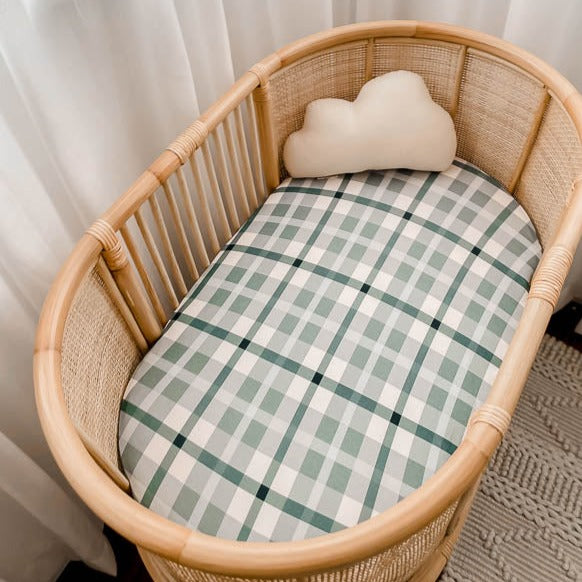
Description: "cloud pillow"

(283, 70), (457, 178)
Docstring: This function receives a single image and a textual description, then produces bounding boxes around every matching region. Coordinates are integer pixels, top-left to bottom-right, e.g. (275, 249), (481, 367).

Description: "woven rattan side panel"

(61, 265), (141, 470)
(455, 48), (547, 189)
(270, 42), (368, 178)
(371, 39), (463, 114)
(140, 503), (456, 582)
(515, 97), (582, 247)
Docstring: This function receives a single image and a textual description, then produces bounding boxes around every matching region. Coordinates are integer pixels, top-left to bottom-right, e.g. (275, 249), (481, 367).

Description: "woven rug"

(440, 335), (582, 581)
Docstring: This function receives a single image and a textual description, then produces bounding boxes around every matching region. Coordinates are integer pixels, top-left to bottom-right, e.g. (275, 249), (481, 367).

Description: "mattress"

(119, 158), (541, 542)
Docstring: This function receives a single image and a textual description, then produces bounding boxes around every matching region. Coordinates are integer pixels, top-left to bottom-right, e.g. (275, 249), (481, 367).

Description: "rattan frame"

(34, 21), (582, 582)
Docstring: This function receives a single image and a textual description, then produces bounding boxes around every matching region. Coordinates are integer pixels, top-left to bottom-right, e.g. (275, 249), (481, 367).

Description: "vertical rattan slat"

(134, 207), (179, 309)
(245, 94), (267, 202)
(211, 128), (241, 230)
(161, 180), (200, 281)
(515, 96), (582, 247)
(120, 223), (167, 325)
(188, 152), (222, 256)
(148, 195), (188, 298)
(454, 48), (548, 189)
(223, 115), (251, 221)
(269, 41), (368, 179)
(507, 92), (551, 193)
(253, 81), (280, 192)
(95, 257), (148, 354)
(234, 105), (259, 211)
(201, 140), (233, 241)
(371, 38), (464, 114)
(174, 167), (210, 269)
(86, 219), (163, 345)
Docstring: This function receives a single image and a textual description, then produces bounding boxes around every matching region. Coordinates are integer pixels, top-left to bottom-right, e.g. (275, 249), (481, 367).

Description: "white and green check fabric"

(119, 158), (541, 542)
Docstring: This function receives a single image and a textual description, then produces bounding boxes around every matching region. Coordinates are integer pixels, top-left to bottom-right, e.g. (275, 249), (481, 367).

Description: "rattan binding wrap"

(468, 405), (512, 437)
(529, 245), (574, 308)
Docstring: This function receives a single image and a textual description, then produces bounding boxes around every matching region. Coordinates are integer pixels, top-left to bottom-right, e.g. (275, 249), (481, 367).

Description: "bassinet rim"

(33, 19), (582, 579)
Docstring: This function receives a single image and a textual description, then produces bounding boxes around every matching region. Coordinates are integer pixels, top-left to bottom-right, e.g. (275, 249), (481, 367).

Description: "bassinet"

(34, 21), (582, 582)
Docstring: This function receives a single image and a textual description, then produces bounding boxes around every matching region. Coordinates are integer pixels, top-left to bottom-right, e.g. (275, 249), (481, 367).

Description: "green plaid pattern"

(119, 158), (541, 542)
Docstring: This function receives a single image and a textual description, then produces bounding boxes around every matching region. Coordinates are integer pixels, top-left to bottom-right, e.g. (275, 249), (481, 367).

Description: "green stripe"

(191, 245), (501, 367)
(359, 196), (515, 520)
(236, 175), (355, 540)
(451, 158), (504, 188)
(121, 401), (347, 536)
(172, 314), (457, 455)
(275, 185), (529, 289)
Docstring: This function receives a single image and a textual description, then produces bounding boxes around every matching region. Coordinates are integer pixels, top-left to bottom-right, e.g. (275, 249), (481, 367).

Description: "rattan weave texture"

(371, 39), (463, 114)
(515, 97), (582, 247)
(454, 49), (547, 190)
(270, 42), (368, 177)
(61, 267), (140, 469)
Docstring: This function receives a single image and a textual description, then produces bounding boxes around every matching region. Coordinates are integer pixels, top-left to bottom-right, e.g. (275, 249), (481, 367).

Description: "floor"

(58, 526), (151, 582)
(58, 300), (582, 582)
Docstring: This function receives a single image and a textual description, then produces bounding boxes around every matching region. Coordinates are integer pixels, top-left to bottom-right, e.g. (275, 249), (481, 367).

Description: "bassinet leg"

(407, 477), (482, 582)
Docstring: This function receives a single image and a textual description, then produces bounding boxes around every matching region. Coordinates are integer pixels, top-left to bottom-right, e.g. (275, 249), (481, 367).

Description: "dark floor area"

(58, 526), (151, 581)
(546, 300), (582, 351)
(58, 301), (582, 581)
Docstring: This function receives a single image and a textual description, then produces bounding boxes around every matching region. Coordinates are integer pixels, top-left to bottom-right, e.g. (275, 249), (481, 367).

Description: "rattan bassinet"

(34, 21), (582, 582)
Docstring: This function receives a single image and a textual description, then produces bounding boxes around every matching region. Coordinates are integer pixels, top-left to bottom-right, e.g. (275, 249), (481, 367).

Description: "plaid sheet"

(119, 158), (541, 542)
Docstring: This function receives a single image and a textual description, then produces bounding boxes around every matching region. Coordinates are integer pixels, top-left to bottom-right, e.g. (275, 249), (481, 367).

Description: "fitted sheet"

(119, 158), (541, 542)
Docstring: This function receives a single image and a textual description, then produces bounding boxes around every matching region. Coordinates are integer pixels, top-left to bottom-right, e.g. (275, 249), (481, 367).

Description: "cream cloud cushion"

(283, 70), (457, 178)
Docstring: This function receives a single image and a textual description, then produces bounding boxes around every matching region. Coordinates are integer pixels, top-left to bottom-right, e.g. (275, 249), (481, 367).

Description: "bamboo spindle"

(201, 141), (232, 242)
(223, 115), (251, 220)
(161, 180), (200, 281)
(120, 224), (167, 326)
(148, 195), (188, 298)
(189, 153), (222, 256)
(245, 94), (267, 202)
(252, 81), (280, 193)
(174, 167), (210, 269)
(134, 208), (179, 310)
(211, 127), (241, 231)
(234, 105), (259, 211)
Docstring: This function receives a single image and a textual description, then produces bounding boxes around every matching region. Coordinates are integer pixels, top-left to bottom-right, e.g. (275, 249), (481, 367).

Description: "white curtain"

(0, 1), (580, 579)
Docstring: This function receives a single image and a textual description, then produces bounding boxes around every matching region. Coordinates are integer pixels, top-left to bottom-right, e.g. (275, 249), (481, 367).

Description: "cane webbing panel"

(270, 42), (368, 178)
(454, 48), (547, 190)
(371, 39), (463, 114)
(62, 266), (141, 469)
(515, 96), (582, 247)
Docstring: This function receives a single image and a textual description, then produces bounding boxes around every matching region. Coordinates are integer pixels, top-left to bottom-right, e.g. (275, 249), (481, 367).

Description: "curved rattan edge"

(33, 20), (582, 578)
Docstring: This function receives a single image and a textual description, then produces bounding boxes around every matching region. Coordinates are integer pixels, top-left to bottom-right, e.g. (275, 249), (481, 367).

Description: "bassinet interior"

(119, 159), (541, 543)
(35, 21), (582, 582)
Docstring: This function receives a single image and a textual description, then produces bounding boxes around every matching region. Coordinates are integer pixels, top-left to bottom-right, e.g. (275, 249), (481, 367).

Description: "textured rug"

(440, 336), (582, 581)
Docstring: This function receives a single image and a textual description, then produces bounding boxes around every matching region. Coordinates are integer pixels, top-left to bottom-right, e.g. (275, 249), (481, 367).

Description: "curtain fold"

(0, 1), (580, 579)
(0, 431), (116, 581)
